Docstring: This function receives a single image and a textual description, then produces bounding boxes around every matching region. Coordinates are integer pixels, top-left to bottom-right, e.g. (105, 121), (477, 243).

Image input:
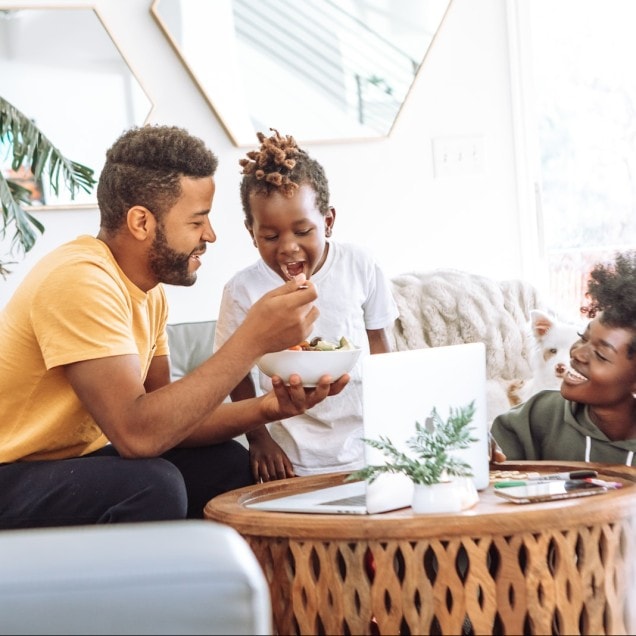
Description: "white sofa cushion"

(167, 321), (217, 382)
(0, 520), (272, 635)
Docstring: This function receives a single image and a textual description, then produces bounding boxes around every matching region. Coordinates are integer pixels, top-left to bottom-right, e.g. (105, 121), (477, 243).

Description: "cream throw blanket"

(389, 269), (545, 423)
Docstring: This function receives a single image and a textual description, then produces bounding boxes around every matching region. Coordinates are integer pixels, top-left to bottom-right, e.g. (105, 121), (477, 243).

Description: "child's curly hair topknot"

(582, 250), (636, 357)
(239, 128), (330, 226)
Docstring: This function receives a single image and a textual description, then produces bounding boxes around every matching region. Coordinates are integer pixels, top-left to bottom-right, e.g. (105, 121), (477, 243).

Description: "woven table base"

(248, 519), (633, 635)
(205, 462), (636, 636)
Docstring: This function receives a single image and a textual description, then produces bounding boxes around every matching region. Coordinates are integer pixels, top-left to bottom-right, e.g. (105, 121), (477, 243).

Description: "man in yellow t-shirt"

(0, 125), (349, 528)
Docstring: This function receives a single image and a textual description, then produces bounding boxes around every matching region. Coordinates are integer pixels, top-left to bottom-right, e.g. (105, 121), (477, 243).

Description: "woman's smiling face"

(246, 183), (335, 282)
(561, 316), (636, 407)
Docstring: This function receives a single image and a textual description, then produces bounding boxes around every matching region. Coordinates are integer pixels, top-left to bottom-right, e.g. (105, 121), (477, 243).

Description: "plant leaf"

(0, 95), (96, 265)
(348, 400), (478, 486)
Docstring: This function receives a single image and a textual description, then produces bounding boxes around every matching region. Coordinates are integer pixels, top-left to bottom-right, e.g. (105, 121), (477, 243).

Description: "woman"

(491, 251), (636, 465)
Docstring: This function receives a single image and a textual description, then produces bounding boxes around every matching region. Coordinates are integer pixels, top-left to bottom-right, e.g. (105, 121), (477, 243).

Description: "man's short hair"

(97, 125), (218, 232)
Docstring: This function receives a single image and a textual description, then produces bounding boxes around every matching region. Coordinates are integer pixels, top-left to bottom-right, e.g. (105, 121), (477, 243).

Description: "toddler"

(214, 129), (399, 481)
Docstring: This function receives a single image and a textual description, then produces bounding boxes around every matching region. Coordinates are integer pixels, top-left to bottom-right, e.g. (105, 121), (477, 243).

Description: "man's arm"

(144, 354), (171, 392)
(64, 277), (348, 457)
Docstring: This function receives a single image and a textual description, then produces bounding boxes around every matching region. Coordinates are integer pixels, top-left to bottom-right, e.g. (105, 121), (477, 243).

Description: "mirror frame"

(0, 3), (154, 210)
(150, 0), (453, 147)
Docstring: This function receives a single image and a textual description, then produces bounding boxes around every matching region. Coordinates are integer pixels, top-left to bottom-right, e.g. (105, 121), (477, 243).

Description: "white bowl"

(256, 347), (362, 387)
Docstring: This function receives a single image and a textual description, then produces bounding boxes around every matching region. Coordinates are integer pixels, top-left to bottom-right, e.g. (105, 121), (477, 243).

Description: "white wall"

(0, 0), (525, 323)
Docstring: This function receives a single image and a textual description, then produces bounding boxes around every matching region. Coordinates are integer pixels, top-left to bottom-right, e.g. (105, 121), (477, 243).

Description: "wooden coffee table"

(205, 461), (636, 635)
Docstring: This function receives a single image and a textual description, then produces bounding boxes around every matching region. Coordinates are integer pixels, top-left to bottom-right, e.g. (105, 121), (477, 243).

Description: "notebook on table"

(245, 342), (490, 515)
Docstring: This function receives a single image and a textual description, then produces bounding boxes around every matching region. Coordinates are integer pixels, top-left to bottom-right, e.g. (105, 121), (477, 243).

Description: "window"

(509, 0), (636, 319)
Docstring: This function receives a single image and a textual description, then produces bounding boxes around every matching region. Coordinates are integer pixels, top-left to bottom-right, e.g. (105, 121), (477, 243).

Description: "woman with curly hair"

(213, 129), (398, 482)
(492, 251), (636, 464)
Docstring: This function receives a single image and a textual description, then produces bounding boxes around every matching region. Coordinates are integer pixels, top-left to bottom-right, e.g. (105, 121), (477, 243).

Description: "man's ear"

(325, 206), (336, 237)
(244, 220), (257, 247)
(127, 206), (155, 241)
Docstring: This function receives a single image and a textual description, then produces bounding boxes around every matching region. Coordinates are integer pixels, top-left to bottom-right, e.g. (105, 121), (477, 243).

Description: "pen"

(567, 478), (623, 490)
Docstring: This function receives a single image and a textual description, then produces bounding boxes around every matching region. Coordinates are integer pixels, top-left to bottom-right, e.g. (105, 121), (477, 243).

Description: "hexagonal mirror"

(0, 6), (153, 208)
(151, 0), (451, 146)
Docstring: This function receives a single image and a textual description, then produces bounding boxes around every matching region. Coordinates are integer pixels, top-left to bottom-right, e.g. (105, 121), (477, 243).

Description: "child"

(491, 251), (636, 465)
(213, 129), (399, 482)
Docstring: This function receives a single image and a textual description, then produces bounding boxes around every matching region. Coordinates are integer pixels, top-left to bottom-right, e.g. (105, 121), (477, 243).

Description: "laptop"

(245, 342), (490, 514)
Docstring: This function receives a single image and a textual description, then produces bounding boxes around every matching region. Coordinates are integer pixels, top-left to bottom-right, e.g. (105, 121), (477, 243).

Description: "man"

(0, 125), (348, 528)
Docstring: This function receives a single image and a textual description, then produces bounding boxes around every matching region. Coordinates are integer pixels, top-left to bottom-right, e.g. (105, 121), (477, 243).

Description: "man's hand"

(238, 274), (320, 356)
(260, 373), (350, 422)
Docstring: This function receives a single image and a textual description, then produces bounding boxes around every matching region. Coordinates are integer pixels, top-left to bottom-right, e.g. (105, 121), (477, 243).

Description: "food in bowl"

(257, 337), (362, 387)
(288, 336), (356, 352)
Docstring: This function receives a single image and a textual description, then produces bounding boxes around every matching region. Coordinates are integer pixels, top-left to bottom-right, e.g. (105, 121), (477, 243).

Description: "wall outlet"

(432, 135), (486, 177)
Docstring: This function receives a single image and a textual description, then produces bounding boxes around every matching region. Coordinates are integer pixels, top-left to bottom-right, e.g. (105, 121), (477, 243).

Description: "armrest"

(0, 520), (272, 635)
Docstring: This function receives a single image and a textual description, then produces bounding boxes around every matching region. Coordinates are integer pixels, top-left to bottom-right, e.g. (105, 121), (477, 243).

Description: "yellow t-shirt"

(0, 235), (169, 462)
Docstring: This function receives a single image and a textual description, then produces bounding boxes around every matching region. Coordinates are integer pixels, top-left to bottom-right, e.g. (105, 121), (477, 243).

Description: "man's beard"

(149, 224), (197, 286)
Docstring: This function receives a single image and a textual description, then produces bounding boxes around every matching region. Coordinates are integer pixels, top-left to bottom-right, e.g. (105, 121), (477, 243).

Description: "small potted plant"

(349, 400), (479, 514)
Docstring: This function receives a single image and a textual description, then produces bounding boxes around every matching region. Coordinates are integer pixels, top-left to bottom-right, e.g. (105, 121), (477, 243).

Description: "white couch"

(0, 323), (273, 635)
(389, 268), (545, 422)
(0, 520), (272, 635)
(167, 320), (217, 382)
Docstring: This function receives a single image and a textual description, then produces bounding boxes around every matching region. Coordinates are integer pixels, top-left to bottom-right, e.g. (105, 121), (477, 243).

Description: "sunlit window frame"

(506, 0), (549, 303)
(506, 0), (636, 320)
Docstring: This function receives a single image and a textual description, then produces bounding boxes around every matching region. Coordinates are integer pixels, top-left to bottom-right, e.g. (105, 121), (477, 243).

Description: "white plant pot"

(411, 477), (479, 514)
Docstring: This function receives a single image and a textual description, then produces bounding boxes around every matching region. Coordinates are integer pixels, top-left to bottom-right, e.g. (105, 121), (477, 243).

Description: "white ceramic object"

(411, 477), (479, 514)
(256, 347), (362, 387)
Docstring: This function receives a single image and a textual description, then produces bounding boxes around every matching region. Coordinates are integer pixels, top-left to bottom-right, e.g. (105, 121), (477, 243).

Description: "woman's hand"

(489, 433), (507, 463)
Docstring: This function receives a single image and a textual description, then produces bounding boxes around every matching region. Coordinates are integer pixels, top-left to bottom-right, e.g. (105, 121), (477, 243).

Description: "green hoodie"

(491, 390), (636, 466)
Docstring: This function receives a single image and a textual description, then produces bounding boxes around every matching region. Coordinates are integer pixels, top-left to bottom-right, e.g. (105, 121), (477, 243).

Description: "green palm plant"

(0, 95), (96, 277)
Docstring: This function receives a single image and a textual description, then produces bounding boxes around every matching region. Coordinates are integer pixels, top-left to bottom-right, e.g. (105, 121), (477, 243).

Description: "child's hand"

(248, 433), (295, 482)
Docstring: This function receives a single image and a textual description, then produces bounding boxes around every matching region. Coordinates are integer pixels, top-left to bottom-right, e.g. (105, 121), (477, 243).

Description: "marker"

(527, 470), (598, 482)
(494, 474), (618, 490)
(494, 481), (528, 489)
(493, 470), (599, 489)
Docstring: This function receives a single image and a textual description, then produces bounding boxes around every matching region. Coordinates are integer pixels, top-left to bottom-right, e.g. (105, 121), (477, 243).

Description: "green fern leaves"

(349, 400), (477, 486)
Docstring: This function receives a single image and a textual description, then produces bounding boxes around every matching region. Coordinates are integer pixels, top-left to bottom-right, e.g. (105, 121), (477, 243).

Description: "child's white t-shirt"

(213, 240), (399, 475)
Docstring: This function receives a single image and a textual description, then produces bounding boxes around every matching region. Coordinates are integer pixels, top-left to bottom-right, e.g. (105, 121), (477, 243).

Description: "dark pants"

(0, 441), (251, 529)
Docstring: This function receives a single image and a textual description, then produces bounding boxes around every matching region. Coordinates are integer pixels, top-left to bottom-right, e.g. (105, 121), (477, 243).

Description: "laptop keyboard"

(319, 494), (366, 507)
